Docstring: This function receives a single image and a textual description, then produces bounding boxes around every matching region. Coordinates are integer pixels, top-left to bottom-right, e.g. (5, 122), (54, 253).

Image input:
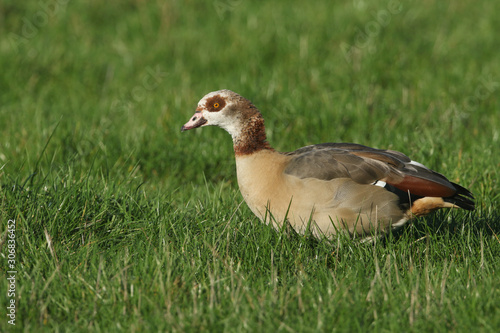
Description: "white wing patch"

(409, 160), (428, 169)
(372, 180), (387, 188)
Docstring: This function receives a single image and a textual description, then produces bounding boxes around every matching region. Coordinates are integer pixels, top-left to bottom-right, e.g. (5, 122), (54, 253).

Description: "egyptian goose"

(182, 90), (474, 240)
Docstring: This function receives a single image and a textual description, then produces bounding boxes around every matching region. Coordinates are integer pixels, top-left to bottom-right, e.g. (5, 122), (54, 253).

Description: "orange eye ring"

(213, 103), (220, 108)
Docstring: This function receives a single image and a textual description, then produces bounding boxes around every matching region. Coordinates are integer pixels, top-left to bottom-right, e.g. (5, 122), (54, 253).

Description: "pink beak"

(181, 111), (207, 132)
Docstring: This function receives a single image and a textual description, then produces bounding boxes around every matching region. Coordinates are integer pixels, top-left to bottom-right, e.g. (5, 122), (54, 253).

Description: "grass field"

(1, 0), (499, 331)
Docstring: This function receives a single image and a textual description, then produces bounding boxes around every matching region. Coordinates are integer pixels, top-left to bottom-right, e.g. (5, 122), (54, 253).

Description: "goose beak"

(181, 111), (207, 132)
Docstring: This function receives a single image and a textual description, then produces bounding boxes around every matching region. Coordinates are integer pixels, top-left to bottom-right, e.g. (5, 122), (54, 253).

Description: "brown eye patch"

(205, 95), (226, 112)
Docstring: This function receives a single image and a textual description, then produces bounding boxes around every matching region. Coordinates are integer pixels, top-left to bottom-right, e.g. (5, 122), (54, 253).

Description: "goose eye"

(214, 102), (220, 108)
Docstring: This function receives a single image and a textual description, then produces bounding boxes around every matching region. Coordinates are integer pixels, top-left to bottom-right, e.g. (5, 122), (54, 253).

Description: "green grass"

(0, 0), (499, 331)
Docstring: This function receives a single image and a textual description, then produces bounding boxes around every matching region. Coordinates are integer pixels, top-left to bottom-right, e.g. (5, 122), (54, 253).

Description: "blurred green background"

(1, 0), (498, 191)
(0, 0), (499, 331)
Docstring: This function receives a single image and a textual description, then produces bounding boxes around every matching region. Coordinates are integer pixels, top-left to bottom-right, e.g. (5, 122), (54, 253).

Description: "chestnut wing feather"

(283, 143), (460, 198)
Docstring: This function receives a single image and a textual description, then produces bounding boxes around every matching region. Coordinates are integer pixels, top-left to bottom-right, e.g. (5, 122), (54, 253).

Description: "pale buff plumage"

(182, 90), (474, 240)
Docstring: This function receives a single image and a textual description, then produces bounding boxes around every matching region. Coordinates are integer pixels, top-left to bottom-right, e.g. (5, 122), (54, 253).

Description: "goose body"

(182, 90), (474, 240)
